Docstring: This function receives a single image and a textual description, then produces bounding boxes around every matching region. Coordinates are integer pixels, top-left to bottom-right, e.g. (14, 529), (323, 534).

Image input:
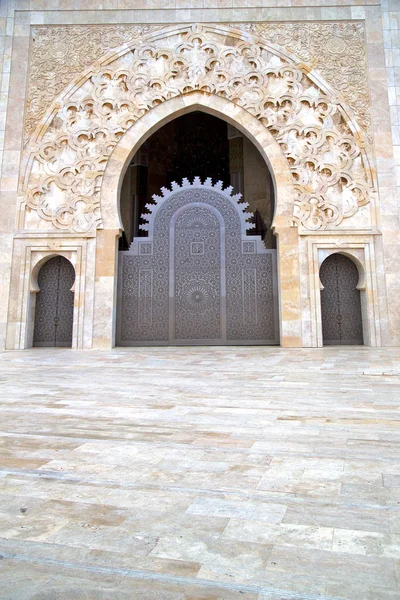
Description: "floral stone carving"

(235, 22), (370, 135)
(23, 24), (375, 233)
(26, 25), (163, 140)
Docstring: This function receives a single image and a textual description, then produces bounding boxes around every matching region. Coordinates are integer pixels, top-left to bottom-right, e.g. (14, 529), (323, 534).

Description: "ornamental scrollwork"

(26, 25), (163, 140)
(235, 21), (370, 134)
(24, 24), (375, 233)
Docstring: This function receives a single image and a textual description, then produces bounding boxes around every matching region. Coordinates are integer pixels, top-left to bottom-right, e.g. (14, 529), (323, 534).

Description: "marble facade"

(0, 1), (399, 349)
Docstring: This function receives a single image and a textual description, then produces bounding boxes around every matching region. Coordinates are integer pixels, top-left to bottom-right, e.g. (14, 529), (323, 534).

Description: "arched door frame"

(32, 255), (76, 348)
(28, 252), (77, 349)
(6, 238), (94, 351)
(312, 244), (381, 347)
(97, 91), (301, 348)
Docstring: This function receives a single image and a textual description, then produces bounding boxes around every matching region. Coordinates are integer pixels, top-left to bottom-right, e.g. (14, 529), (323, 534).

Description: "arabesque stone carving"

(26, 25), (163, 139)
(237, 22), (370, 134)
(23, 24), (375, 234)
(26, 22), (370, 140)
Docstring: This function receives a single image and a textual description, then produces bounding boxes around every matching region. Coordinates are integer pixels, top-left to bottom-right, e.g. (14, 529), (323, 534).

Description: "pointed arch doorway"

(116, 110), (279, 346)
(99, 92), (301, 349)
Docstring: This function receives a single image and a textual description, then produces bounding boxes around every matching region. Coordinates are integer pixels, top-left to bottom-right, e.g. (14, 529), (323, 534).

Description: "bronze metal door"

(172, 206), (223, 342)
(320, 253), (363, 345)
(33, 256), (75, 347)
(117, 180), (279, 346)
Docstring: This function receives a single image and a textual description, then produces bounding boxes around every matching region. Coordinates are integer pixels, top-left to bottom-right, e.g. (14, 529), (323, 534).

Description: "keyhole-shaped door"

(320, 253), (363, 345)
(33, 256), (75, 347)
(172, 206), (223, 343)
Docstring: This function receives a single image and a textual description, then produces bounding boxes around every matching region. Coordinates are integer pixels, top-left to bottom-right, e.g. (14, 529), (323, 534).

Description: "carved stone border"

(25, 22), (370, 141)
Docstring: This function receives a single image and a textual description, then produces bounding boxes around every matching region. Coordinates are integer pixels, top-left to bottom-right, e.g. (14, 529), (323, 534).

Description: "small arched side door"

(33, 256), (75, 347)
(320, 253), (363, 346)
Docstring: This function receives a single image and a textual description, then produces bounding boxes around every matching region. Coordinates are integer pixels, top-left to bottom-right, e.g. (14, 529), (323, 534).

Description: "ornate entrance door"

(320, 253), (363, 345)
(33, 256), (75, 347)
(117, 179), (279, 345)
(173, 206), (223, 342)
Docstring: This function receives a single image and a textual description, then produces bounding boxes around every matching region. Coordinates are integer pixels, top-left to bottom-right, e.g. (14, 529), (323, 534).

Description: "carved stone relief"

(235, 22), (370, 135)
(26, 22), (370, 141)
(23, 23), (375, 234)
(26, 25), (163, 140)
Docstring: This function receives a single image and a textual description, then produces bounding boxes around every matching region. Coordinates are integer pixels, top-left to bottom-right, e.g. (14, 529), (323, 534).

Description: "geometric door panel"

(117, 178), (279, 346)
(33, 256), (75, 347)
(173, 206), (222, 341)
(320, 253), (363, 345)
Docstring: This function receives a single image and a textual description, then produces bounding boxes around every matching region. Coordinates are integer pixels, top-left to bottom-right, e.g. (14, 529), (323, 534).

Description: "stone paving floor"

(0, 346), (400, 599)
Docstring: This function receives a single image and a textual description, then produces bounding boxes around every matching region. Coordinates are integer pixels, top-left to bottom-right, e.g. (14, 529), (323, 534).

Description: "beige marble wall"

(365, 3), (400, 346)
(0, 1), (399, 349)
(382, 0), (400, 214)
(0, 0), (15, 348)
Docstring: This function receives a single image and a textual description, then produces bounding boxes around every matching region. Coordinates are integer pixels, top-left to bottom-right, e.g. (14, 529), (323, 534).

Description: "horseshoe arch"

(95, 93), (301, 347)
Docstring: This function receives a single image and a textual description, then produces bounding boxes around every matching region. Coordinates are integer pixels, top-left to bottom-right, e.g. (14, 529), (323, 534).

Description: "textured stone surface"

(0, 346), (399, 599)
(26, 22), (370, 142)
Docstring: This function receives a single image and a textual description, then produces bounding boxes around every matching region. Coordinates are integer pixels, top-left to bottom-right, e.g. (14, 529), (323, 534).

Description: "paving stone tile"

(0, 346), (400, 596)
(283, 503), (390, 533)
(124, 513), (229, 540)
(344, 459), (400, 474)
(265, 545), (396, 587)
(256, 571), (327, 596)
(0, 559), (52, 600)
(332, 528), (400, 558)
(389, 511), (400, 533)
(0, 512), (69, 541)
(384, 474), (400, 486)
(186, 497), (287, 522)
(257, 477), (341, 497)
(325, 581), (400, 600)
(46, 521), (159, 554)
(339, 482), (391, 503)
(220, 519), (334, 550)
(151, 535), (272, 583)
